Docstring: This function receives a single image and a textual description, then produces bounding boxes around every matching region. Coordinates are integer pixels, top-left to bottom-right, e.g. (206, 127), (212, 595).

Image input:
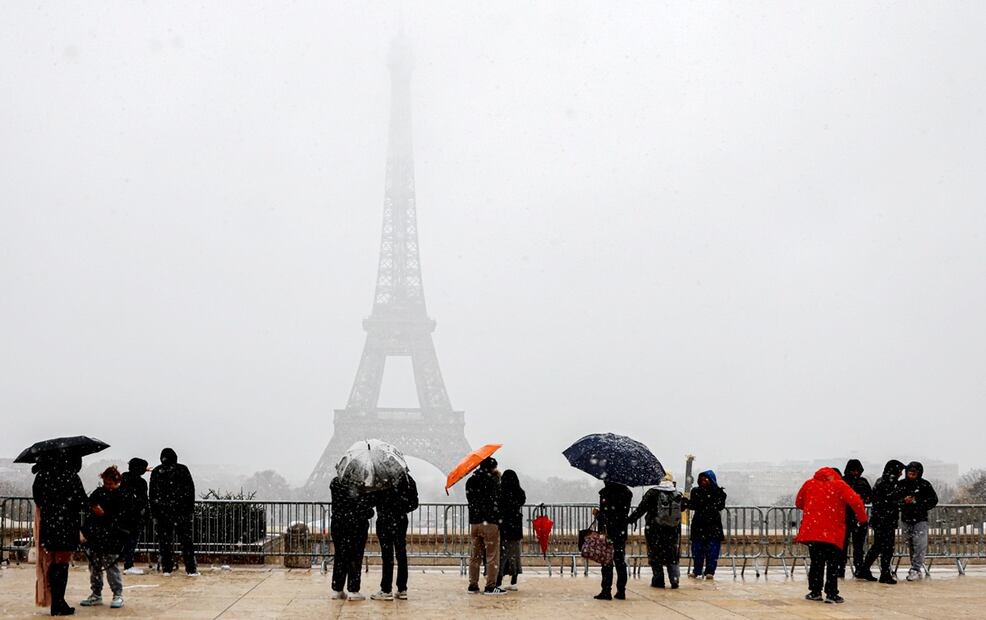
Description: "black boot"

(879, 571), (897, 585)
(594, 590), (612, 600)
(48, 564), (75, 616)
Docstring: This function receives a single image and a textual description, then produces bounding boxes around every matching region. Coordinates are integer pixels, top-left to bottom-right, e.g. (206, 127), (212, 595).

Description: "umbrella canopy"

(532, 508), (554, 558)
(562, 433), (665, 487)
(445, 444), (502, 494)
(14, 435), (110, 464)
(335, 439), (408, 491)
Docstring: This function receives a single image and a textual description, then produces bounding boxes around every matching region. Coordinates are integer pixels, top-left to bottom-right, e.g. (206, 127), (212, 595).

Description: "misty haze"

(2, 2), (985, 506)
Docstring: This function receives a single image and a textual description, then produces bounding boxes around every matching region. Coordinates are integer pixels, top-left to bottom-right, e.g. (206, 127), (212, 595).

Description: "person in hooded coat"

(32, 451), (88, 616)
(330, 475), (374, 600)
(859, 460), (905, 583)
(149, 448), (198, 576)
(465, 457), (503, 594)
(369, 471), (418, 601)
(119, 457), (149, 575)
(594, 480), (632, 600)
(838, 459), (872, 578)
(898, 461), (938, 581)
(495, 469), (527, 591)
(795, 467), (868, 604)
(686, 470), (726, 579)
(628, 473), (683, 589)
(80, 466), (127, 609)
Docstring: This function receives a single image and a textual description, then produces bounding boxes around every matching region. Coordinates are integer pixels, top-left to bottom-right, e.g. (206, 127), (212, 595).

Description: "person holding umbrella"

(369, 471), (418, 601)
(466, 457), (504, 595)
(329, 474), (374, 601)
(594, 480), (633, 600)
(32, 451), (88, 616)
(562, 433), (665, 602)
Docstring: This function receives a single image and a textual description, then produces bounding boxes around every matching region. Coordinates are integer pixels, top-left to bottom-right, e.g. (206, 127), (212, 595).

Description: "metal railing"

(3, 497), (985, 576)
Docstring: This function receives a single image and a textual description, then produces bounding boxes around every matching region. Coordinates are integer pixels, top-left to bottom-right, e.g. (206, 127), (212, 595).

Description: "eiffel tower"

(307, 34), (471, 494)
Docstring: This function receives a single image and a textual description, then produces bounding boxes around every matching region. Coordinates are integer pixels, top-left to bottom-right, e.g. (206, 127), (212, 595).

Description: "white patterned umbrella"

(335, 439), (408, 491)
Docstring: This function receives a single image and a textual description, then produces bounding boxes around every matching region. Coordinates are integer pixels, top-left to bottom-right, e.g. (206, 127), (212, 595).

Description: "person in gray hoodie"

(898, 461), (938, 581)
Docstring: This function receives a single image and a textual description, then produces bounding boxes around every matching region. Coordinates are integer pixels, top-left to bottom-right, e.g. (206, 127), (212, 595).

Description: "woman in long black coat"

(33, 452), (88, 616)
(495, 470), (527, 590)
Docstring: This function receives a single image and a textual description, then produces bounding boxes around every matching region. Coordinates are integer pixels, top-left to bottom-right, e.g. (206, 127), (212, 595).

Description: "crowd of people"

(794, 459), (939, 604)
(31, 448), (199, 616)
(29, 449), (941, 614)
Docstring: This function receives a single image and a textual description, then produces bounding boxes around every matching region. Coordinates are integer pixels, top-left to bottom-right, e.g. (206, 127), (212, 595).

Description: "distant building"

(714, 457), (960, 506)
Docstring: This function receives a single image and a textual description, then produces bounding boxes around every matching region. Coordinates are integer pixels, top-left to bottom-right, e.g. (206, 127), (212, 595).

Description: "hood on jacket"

(698, 470), (718, 487)
(882, 459), (906, 478)
(160, 448), (178, 466)
(128, 457), (149, 474)
(844, 459), (864, 476)
(906, 461), (924, 478)
(812, 467), (840, 482)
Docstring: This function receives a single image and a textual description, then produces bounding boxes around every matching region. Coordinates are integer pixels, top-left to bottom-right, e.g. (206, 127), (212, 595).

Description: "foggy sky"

(2, 2), (985, 486)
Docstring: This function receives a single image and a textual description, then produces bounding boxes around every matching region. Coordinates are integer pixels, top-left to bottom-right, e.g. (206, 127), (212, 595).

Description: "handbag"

(579, 518), (614, 565)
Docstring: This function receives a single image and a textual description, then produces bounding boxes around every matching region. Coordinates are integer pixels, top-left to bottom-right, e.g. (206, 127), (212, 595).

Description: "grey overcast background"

(2, 2), (985, 487)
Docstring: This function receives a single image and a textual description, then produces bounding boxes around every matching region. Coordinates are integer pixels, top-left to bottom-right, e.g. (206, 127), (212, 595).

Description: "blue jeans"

(691, 539), (721, 576)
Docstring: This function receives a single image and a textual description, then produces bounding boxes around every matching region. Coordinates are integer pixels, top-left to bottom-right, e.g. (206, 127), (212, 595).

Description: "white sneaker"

(123, 567), (145, 575)
(370, 590), (394, 601)
(162, 572), (172, 577)
(503, 584), (518, 591)
(80, 595), (103, 607)
(347, 592), (366, 601)
(396, 591), (408, 600)
(186, 572), (201, 577)
(906, 569), (922, 581)
(330, 590), (347, 600)
(111, 595), (124, 609)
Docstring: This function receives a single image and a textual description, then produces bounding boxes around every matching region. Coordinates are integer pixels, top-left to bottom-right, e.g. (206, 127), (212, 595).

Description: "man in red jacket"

(795, 467), (868, 604)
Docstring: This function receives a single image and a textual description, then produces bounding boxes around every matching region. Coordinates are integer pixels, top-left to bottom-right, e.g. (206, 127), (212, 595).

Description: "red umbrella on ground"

(532, 505), (554, 558)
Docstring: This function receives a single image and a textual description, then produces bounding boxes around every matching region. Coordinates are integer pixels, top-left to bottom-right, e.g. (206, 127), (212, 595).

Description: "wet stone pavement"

(1, 564), (984, 619)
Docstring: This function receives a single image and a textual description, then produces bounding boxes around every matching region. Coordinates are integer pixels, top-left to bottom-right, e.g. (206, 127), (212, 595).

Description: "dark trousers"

(838, 523), (867, 575)
(378, 519), (408, 594)
(862, 526), (895, 575)
(691, 538), (722, 576)
(600, 536), (627, 594)
(331, 523), (368, 593)
(156, 516), (197, 574)
(807, 542), (840, 597)
(121, 528), (141, 569)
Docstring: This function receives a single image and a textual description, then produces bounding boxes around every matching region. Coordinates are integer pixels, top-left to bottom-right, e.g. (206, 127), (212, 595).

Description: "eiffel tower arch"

(306, 33), (471, 495)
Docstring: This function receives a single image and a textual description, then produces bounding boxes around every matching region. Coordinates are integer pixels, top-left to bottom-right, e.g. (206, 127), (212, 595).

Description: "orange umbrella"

(445, 444), (502, 494)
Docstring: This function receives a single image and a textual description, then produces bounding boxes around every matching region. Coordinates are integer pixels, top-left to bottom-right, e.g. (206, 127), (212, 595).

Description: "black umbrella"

(14, 435), (110, 463)
(563, 433), (665, 487)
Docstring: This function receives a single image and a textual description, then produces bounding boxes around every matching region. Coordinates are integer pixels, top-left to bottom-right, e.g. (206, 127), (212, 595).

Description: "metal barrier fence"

(3, 497), (985, 576)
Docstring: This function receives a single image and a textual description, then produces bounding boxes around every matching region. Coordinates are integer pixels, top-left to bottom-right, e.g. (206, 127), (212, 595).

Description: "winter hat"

(160, 448), (178, 465)
(479, 456), (497, 471)
(128, 457), (149, 474)
(906, 461), (924, 477)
